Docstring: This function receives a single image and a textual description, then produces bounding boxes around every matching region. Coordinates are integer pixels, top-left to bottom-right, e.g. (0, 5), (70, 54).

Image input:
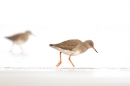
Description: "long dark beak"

(92, 47), (98, 53)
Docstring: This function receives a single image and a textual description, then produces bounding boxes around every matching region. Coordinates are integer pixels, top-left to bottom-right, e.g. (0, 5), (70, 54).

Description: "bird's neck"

(77, 42), (89, 54)
(23, 33), (30, 40)
(83, 41), (92, 48)
(24, 33), (30, 37)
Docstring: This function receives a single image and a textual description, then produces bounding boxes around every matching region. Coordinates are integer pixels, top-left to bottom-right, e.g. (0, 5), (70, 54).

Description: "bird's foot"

(56, 61), (62, 67)
(72, 65), (75, 67)
(9, 50), (12, 53)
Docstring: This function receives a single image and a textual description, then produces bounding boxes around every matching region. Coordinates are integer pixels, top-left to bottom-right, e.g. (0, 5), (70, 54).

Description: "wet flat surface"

(0, 69), (130, 86)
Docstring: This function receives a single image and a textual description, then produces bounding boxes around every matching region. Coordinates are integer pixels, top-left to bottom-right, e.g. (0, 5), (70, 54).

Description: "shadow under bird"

(5, 30), (34, 53)
(49, 39), (98, 67)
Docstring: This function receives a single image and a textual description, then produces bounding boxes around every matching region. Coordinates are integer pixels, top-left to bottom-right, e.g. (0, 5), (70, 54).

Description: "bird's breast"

(54, 47), (80, 56)
(14, 40), (26, 45)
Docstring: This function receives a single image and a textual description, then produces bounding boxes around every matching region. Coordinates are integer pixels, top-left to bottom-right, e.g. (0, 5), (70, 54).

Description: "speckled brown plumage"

(5, 30), (32, 52)
(50, 39), (82, 51)
(49, 39), (98, 67)
(5, 31), (32, 44)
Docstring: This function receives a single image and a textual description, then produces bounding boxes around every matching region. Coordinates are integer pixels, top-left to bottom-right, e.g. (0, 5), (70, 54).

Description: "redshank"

(49, 39), (98, 67)
(5, 30), (33, 52)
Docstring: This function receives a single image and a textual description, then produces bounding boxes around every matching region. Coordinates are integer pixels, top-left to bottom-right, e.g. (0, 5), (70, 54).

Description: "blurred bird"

(49, 39), (98, 67)
(5, 30), (34, 52)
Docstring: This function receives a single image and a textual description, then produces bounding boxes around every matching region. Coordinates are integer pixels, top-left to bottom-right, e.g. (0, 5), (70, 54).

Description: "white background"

(0, 0), (130, 68)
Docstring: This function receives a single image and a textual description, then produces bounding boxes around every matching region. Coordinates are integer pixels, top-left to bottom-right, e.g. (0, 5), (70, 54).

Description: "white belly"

(54, 47), (81, 56)
(14, 40), (25, 45)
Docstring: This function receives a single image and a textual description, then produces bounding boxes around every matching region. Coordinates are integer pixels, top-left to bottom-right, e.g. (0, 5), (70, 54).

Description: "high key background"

(0, 0), (130, 69)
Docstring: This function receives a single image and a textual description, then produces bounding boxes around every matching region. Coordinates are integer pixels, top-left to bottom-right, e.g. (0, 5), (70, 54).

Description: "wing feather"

(51, 39), (82, 50)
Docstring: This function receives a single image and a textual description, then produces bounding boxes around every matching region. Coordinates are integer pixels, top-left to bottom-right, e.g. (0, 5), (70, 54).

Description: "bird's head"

(84, 40), (98, 53)
(25, 30), (35, 36)
(25, 31), (32, 35)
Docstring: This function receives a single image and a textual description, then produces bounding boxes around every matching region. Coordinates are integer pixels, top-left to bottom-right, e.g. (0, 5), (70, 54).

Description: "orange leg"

(56, 52), (62, 67)
(9, 43), (14, 52)
(69, 55), (75, 67)
(19, 45), (24, 52)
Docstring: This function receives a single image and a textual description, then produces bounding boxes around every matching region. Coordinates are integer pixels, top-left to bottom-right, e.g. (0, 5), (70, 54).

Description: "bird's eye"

(90, 44), (93, 46)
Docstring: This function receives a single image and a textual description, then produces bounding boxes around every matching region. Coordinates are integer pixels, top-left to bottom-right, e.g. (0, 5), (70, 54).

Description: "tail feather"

(5, 36), (11, 39)
(49, 44), (53, 46)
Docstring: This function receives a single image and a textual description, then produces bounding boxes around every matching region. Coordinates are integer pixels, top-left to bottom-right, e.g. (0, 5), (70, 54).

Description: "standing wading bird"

(49, 39), (98, 67)
(5, 30), (34, 53)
